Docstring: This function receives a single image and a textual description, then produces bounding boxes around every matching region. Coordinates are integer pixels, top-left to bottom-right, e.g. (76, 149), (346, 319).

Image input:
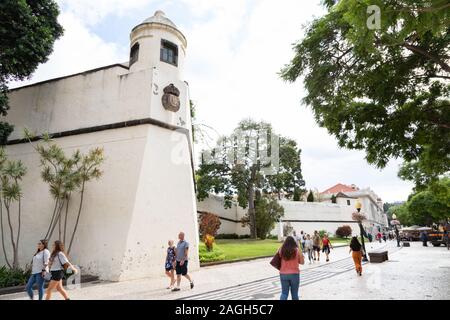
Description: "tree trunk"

(5, 203), (18, 269)
(0, 198), (12, 268)
(45, 199), (60, 240)
(248, 186), (257, 239)
(68, 181), (85, 255)
(47, 200), (65, 241)
(63, 195), (70, 244)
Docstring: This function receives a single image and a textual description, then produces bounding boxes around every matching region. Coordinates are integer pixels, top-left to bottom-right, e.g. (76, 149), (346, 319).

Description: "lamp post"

(354, 200), (368, 262)
(391, 214), (401, 247)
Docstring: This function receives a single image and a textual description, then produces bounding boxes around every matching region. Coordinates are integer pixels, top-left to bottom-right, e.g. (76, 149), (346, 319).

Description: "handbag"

(42, 251), (52, 281)
(270, 251), (282, 270)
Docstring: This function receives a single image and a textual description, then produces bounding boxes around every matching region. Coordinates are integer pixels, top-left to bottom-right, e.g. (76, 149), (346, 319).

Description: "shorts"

(175, 261), (188, 276)
(322, 245), (330, 254)
(50, 270), (64, 281)
(165, 265), (174, 272)
(313, 245), (320, 252)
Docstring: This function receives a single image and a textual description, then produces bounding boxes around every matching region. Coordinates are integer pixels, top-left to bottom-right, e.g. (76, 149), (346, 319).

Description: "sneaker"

(190, 282), (194, 289)
(172, 287), (181, 292)
(167, 286), (173, 290)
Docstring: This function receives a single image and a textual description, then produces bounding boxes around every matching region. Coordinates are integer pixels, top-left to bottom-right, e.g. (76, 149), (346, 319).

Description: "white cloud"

(9, 0), (414, 202)
(57, 0), (154, 26)
(183, 0), (414, 202)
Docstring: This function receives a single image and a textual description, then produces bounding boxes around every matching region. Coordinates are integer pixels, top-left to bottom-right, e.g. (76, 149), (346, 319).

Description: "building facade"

(198, 183), (388, 239)
(1, 11), (199, 281)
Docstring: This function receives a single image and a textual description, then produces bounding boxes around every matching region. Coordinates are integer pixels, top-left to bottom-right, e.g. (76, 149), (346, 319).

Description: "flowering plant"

(204, 234), (215, 252)
(352, 211), (367, 222)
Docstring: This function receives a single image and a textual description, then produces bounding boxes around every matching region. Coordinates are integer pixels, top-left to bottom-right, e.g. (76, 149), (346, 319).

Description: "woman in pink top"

(278, 236), (305, 300)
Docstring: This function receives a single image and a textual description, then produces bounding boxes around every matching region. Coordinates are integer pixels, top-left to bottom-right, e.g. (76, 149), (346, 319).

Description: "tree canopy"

(0, 0), (63, 144)
(196, 119), (305, 238)
(281, 0), (450, 188)
(389, 177), (449, 226)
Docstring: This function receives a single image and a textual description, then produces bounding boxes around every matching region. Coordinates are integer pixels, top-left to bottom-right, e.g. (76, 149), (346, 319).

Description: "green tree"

(331, 194), (337, 204)
(0, 148), (26, 269)
(407, 189), (449, 225)
(281, 0), (450, 188)
(196, 119), (305, 239)
(246, 193), (284, 240)
(0, 0), (63, 144)
(26, 131), (104, 254)
(390, 203), (412, 226)
(307, 190), (315, 202)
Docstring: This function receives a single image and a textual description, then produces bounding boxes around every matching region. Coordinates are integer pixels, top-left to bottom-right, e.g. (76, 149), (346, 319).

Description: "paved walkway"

(1, 240), (448, 300)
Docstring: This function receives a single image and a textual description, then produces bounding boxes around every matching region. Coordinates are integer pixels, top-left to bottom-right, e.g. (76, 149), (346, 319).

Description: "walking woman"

(349, 237), (364, 276)
(278, 236), (304, 300)
(165, 240), (177, 290)
(45, 241), (78, 300)
(304, 234), (313, 264)
(322, 235), (333, 262)
(25, 240), (50, 300)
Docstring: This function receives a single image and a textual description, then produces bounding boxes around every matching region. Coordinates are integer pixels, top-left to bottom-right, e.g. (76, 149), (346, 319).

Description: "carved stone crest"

(162, 84), (180, 112)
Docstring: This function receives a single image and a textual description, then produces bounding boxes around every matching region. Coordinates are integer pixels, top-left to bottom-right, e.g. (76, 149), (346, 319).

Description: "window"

(160, 40), (178, 66)
(347, 200), (351, 206)
(130, 42), (140, 66)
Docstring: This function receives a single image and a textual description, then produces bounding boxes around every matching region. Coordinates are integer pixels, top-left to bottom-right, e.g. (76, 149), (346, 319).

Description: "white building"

(1, 11), (199, 281)
(197, 183), (388, 239)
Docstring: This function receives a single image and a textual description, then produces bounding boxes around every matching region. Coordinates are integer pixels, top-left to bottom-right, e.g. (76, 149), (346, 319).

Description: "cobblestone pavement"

(1, 241), (448, 300)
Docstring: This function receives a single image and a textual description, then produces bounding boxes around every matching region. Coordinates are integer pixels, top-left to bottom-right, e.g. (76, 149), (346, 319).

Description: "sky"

(9, 0), (415, 202)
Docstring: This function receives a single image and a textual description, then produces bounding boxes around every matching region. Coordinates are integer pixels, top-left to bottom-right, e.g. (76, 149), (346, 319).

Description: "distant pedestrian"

(25, 239), (50, 300)
(376, 232), (382, 243)
(300, 230), (306, 252)
(312, 231), (321, 261)
(304, 234), (313, 263)
(172, 232), (194, 292)
(277, 236), (304, 300)
(349, 237), (364, 276)
(420, 231), (428, 247)
(165, 240), (177, 290)
(45, 241), (78, 300)
(394, 228), (400, 247)
(382, 232), (387, 242)
(367, 232), (373, 243)
(321, 235), (333, 262)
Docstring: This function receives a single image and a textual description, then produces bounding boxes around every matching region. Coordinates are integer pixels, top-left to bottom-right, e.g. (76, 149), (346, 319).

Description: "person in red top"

(278, 236), (305, 300)
(321, 235), (333, 262)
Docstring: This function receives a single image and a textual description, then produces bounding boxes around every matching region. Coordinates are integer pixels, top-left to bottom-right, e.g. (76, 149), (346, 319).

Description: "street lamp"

(353, 200), (368, 262)
(391, 214), (401, 247)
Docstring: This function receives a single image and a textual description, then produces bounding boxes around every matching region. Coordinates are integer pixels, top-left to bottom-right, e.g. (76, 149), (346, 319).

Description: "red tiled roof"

(321, 183), (356, 195)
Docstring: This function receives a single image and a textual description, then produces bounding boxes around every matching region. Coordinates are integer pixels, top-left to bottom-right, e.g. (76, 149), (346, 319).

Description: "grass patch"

(199, 239), (281, 263)
(199, 238), (355, 263)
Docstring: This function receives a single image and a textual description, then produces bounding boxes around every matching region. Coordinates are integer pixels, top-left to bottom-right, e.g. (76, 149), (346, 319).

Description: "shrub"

(204, 234), (215, 251)
(335, 225), (352, 238)
(199, 212), (221, 239)
(239, 234), (251, 239)
(254, 197), (284, 240)
(307, 190), (315, 202)
(199, 245), (226, 263)
(318, 230), (329, 238)
(215, 233), (239, 239)
(0, 266), (30, 288)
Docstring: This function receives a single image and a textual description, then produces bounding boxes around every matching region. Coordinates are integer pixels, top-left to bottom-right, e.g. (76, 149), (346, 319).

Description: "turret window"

(160, 40), (178, 66)
(130, 42), (140, 66)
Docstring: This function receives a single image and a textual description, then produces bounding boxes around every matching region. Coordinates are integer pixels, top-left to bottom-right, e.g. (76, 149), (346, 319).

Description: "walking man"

(172, 232), (194, 292)
(312, 231), (321, 261)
